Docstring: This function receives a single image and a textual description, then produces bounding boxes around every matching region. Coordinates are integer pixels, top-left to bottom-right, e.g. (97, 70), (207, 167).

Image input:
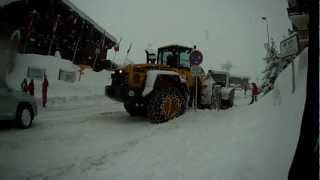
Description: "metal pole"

(93, 52), (98, 69)
(266, 20), (270, 47)
(113, 51), (117, 62)
(195, 77), (198, 111)
(72, 37), (80, 64)
(291, 60), (296, 93)
(262, 17), (270, 47)
(48, 14), (60, 55)
(23, 10), (37, 53)
(93, 31), (105, 68)
(48, 35), (55, 55)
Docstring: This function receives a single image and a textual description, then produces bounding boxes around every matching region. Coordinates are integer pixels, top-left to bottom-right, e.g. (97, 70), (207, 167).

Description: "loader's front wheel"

(147, 88), (185, 123)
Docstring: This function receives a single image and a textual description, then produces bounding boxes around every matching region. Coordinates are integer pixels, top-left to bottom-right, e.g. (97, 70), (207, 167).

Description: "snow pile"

(6, 53), (112, 106)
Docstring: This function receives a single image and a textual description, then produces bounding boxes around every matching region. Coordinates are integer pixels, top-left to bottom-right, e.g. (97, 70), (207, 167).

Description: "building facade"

(287, 0), (310, 50)
(0, 0), (117, 69)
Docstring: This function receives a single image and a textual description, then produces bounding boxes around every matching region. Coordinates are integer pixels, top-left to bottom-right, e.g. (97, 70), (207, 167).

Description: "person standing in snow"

(27, 79), (35, 96)
(249, 82), (258, 105)
(21, 78), (28, 93)
(42, 74), (49, 107)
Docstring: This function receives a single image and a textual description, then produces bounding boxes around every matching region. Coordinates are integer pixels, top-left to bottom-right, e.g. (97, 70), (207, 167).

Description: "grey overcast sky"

(70, 0), (292, 80)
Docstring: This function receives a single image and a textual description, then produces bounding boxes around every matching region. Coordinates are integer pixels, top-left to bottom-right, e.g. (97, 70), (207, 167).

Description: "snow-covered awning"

(1, 0), (117, 44)
(62, 0), (117, 43)
(0, 0), (19, 6)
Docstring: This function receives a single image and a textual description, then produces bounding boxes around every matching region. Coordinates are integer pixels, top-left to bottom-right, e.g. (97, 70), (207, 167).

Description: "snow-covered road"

(0, 90), (303, 180)
(0, 94), (252, 180)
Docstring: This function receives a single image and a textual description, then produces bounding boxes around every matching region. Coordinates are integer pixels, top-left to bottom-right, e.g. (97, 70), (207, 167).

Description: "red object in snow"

(42, 76), (49, 107)
(28, 80), (35, 96)
(251, 83), (259, 96)
(114, 45), (119, 52)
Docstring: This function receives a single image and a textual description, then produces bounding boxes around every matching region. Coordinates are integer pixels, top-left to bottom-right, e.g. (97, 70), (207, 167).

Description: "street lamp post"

(262, 17), (270, 47)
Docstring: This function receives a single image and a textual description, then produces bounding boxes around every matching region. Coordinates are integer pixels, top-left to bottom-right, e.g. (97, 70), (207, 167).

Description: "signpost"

(191, 65), (204, 77)
(280, 33), (300, 93)
(280, 33), (300, 58)
(189, 50), (203, 66)
(189, 50), (204, 111)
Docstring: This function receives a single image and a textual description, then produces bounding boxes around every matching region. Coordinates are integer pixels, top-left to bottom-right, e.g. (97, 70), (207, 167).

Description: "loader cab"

(157, 45), (193, 68)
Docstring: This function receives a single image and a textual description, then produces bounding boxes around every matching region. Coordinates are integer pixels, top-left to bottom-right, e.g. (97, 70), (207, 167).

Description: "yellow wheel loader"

(105, 44), (203, 123)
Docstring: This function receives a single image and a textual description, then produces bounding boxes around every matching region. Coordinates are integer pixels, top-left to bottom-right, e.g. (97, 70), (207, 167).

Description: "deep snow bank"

(6, 53), (112, 106)
(192, 48), (307, 179)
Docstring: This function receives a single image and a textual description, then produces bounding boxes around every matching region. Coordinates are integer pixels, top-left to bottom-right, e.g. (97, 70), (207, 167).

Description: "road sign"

(189, 50), (203, 66)
(280, 33), (299, 58)
(191, 65), (205, 77)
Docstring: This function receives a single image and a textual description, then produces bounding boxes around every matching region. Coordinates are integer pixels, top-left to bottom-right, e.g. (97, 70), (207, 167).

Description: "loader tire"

(229, 98), (234, 107)
(229, 92), (235, 107)
(147, 88), (185, 123)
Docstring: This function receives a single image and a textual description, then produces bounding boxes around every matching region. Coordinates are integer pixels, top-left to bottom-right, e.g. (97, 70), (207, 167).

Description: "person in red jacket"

(21, 78), (28, 93)
(42, 74), (49, 108)
(27, 79), (35, 96)
(249, 82), (258, 105)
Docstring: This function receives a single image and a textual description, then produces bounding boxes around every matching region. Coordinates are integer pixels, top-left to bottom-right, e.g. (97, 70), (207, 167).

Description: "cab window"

(180, 52), (190, 68)
(161, 51), (173, 65)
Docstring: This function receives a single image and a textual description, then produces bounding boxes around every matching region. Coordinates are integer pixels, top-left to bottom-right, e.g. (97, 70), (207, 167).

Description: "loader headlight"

(119, 69), (123, 74)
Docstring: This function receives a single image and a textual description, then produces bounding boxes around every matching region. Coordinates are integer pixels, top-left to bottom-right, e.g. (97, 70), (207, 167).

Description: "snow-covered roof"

(62, 0), (117, 43)
(145, 48), (157, 54)
(0, 0), (19, 6)
(1, 0), (117, 43)
(158, 44), (192, 50)
(230, 74), (250, 79)
(208, 70), (229, 76)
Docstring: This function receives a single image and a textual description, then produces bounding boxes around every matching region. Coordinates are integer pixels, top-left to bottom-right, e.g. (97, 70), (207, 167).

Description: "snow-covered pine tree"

(261, 39), (281, 94)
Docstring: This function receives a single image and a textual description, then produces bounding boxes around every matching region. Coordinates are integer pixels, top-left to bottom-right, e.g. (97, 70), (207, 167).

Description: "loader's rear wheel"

(228, 92), (235, 107)
(229, 98), (234, 107)
(221, 99), (233, 109)
(124, 102), (145, 116)
(147, 88), (185, 123)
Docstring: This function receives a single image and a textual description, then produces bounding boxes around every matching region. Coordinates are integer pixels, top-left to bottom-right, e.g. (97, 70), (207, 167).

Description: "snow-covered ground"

(0, 49), (308, 180)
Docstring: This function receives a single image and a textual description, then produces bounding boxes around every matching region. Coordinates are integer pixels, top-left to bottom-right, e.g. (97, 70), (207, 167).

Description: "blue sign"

(189, 50), (203, 66)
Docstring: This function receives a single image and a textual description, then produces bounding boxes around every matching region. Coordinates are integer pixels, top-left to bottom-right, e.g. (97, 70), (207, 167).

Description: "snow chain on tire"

(147, 88), (186, 123)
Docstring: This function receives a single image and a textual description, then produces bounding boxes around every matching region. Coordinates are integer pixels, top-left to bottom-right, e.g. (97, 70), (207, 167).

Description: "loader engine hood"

(115, 63), (171, 75)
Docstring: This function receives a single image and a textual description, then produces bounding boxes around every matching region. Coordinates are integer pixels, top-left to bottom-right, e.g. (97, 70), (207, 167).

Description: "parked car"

(0, 82), (38, 129)
(207, 70), (235, 108)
